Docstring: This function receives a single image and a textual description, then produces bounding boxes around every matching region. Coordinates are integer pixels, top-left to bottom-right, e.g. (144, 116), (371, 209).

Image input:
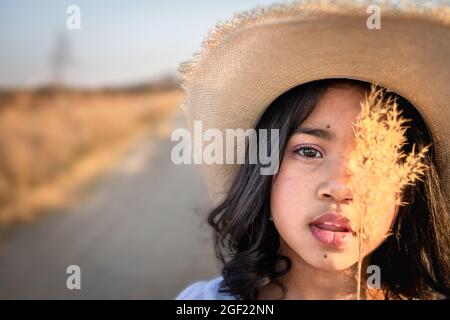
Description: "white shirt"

(175, 276), (238, 300)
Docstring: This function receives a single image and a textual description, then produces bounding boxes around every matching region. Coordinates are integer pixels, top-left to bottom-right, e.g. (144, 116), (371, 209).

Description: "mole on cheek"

(326, 125), (330, 128)
(324, 254), (327, 258)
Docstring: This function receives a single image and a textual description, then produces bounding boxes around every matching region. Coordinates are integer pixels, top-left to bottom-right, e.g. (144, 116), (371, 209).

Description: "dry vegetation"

(344, 85), (430, 299)
(0, 87), (183, 226)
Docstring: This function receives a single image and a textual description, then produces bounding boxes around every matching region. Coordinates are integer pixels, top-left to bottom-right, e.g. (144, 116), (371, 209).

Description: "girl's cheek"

(364, 204), (398, 253)
(273, 152), (319, 195)
(273, 171), (308, 200)
(272, 172), (311, 218)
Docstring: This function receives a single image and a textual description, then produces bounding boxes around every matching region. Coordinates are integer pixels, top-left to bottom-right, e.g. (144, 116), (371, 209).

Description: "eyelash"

(293, 144), (324, 159)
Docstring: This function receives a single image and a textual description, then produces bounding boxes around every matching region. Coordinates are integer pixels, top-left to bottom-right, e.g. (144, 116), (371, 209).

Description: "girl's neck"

(280, 255), (364, 300)
(258, 242), (383, 300)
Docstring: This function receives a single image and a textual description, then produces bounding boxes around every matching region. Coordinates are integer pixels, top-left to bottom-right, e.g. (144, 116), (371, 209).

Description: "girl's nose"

(318, 182), (353, 204)
(317, 161), (353, 204)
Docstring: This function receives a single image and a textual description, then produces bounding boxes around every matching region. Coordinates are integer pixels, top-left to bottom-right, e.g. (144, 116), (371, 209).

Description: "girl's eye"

(294, 146), (323, 159)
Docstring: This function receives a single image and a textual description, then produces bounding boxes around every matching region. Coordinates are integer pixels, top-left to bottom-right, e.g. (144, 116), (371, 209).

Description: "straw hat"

(178, 0), (450, 205)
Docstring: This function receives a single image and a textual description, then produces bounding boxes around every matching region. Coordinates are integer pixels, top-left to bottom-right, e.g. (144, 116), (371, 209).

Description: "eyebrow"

(293, 127), (335, 141)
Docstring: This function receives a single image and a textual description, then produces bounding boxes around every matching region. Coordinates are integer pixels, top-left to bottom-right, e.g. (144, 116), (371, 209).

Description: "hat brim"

(180, 0), (450, 205)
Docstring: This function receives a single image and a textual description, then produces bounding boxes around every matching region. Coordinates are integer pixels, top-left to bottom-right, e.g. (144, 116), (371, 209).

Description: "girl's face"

(270, 85), (398, 271)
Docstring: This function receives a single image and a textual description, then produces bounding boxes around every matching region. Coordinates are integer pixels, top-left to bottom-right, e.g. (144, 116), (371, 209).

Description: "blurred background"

(0, 0), (276, 299)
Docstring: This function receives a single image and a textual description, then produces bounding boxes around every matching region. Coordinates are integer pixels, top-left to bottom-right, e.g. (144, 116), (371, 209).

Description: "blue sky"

(0, 0), (277, 88)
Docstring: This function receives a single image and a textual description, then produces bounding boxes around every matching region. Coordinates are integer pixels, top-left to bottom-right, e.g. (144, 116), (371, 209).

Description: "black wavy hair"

(207, 78), (450, 300)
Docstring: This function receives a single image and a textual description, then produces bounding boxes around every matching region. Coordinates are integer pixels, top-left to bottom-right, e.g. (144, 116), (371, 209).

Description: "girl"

(175, 1), (450, 300)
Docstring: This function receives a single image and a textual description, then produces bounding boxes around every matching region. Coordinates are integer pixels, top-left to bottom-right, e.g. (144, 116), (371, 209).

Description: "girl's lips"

(309, 213), (355, 249)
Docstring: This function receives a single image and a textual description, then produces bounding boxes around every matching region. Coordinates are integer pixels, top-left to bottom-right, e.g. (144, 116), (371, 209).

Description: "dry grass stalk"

(343, 84), (431, 299)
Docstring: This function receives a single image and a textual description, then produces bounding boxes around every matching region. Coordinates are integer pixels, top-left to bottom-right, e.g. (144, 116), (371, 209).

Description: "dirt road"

(0, 112), (220, 299)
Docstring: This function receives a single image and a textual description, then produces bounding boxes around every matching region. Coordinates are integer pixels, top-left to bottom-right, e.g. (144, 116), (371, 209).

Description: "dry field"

(0, 88), (183, 226)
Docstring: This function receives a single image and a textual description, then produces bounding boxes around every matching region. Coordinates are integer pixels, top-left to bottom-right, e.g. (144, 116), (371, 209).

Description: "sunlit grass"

(344, 84), (430, 299)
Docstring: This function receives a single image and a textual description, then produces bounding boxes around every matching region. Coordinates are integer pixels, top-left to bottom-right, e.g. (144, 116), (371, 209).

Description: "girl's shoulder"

(175, 276), (238, 300)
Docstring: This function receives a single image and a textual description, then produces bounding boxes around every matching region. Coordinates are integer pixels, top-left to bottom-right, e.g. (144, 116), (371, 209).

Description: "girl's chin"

(307, 258), (357, 271)
(280, 237), (359, 270)
(300, 249), (360, 271)
(310, 258), (357, 271)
